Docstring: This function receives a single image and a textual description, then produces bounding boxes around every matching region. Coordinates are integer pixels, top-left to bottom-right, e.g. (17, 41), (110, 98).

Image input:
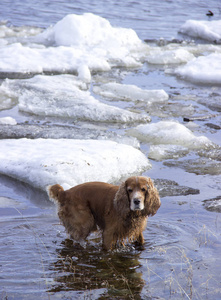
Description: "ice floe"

(0, 139), (151, 191)
(175, 53), (221, 85)
(37, 13), (142, 48)
(0, 117), (17, 125)
(148, 145), (189, 161)
(1, 75), (150, 123)
(0, 13), (145, 75)
(93, 82), (168, 103)
(128, 121), (213, 150)
(146, 48), (194, 64)
(179, 20), (221, 43)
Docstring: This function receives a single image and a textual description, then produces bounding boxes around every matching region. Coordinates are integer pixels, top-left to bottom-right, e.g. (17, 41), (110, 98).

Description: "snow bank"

(0, 139), (151, 191)
(2, 75), (150, 123)
(93, 82), (168, 103)
(175, 53), (221, 85)
(0, 13), (145, 74)
(179, 20), (221, 43)
(128, 121), (213, 149)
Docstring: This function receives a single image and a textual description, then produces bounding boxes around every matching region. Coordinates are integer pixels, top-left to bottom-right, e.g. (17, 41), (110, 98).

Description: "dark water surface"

(0, 0), (221, 299)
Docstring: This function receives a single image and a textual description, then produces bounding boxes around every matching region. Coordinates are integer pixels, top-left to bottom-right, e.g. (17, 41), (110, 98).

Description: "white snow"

(93, 82), (168, 103)
(175, 53), (221, 85)
(0, 139), (151, 191)
(0, 117), (17, 125)
(128, 121), (213, 150)
(179, 20), (221, 43)
(2, 75), (150, 123)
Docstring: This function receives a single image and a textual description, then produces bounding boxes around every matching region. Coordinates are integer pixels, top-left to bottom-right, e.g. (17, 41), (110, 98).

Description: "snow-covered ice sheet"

(1, 75), (151, 123)
(179, 19), (221, 43)
(0, 139), (151, 191)
(128, 121), (213, 149)
(93, 82), (168, 103)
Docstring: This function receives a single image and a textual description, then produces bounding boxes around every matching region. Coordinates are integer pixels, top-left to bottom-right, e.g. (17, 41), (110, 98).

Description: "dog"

(48, 176), (161, 250)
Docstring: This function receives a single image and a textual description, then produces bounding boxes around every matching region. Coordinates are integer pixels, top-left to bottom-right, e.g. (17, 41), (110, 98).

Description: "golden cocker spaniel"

(48, 176), (161, 250)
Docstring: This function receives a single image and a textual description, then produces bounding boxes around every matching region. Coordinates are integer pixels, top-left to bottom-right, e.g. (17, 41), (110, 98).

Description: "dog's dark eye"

(127, 188), (133, 193)
(141, 188), (146, 192)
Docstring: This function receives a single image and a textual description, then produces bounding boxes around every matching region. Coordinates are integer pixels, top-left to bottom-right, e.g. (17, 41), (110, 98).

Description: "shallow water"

(0, 0), (221, 299)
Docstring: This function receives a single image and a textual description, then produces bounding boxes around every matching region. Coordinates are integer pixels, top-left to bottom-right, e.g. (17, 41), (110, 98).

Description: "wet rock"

(154, 178), (199, 197)
(203, 196), (221, 213)
(205, 123), (221, 130)
(164, 158), (221, 175)
(183, 113), (219, 122)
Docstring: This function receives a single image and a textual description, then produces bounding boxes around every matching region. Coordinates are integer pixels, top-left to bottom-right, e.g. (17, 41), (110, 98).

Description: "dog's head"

(125, 176), (149, 211)
(114, 176), (161, 217)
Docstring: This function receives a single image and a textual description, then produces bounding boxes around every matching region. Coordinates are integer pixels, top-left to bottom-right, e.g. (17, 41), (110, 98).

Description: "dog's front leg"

(102, 230), (116, 251)
(133, 232), (145, 250)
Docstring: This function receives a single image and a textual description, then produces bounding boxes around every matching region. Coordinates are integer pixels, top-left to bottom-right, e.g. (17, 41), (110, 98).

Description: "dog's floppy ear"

(114, 181), (130, 217)
(144, 177), (161, 216)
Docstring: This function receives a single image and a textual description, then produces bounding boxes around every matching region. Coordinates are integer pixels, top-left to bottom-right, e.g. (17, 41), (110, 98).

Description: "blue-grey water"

(0, 1), (221, 299)
(1, 0), (221, 40)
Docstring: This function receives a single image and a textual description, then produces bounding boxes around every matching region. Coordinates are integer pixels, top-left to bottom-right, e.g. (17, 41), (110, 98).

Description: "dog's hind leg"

(60, 208), (96, 242)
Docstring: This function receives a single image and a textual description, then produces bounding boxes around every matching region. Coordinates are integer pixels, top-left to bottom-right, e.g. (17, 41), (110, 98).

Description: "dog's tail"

(47, 184), (64, 204)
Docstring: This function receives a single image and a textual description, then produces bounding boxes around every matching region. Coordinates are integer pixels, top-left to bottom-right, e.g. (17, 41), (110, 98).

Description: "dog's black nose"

(134, 199), (140, 206)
